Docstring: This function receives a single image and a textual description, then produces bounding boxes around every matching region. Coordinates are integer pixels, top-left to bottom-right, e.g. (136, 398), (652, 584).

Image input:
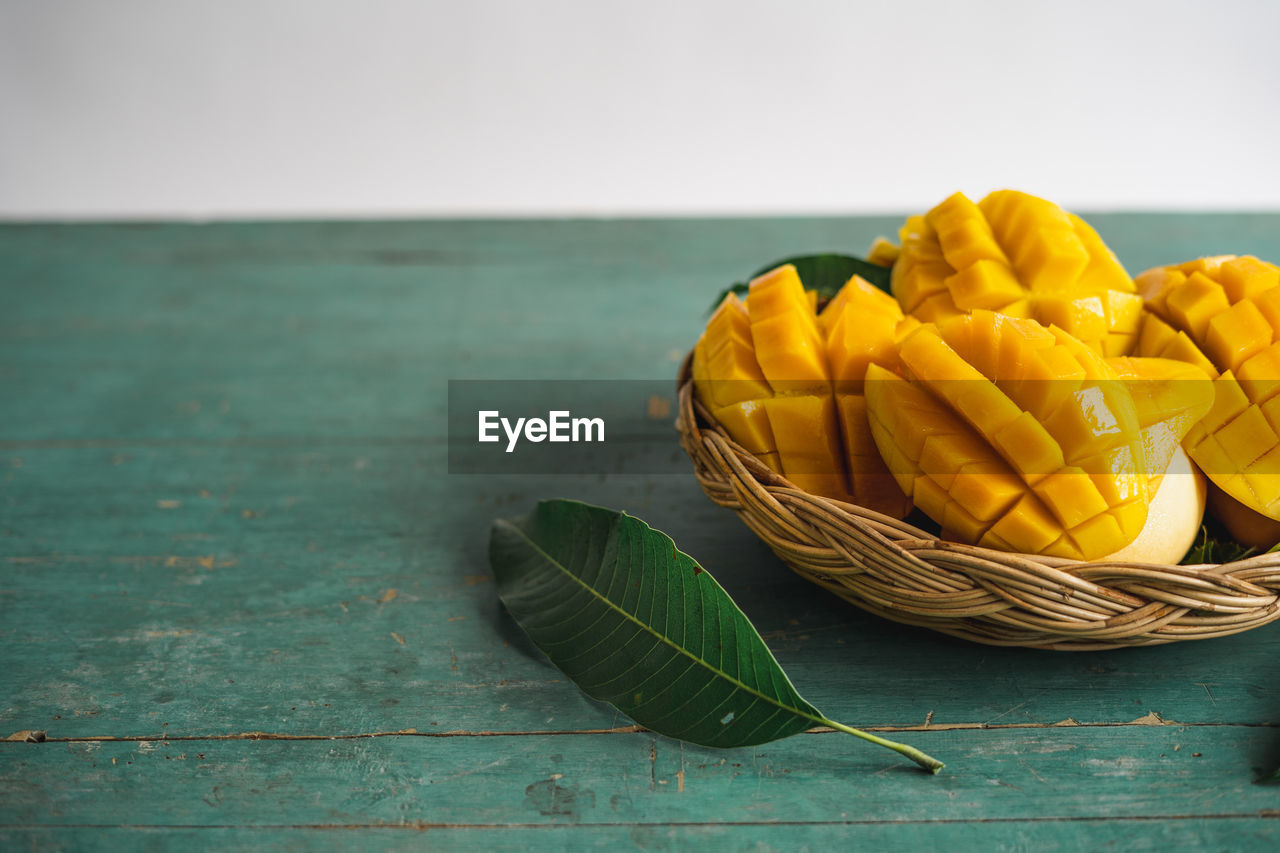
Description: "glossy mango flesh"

(692, 265), (913, 516)
(866, 237), (900, 268)
(890, 191), (1142, 356)
(1106, 356), (1215, 495)
(864, 311), (1211, 559)
(822, 276), (919, 516)
(1136, 255), (1280, 520)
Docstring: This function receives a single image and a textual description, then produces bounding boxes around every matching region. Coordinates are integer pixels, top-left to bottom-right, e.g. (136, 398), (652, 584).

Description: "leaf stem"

(818, 717), (945, 774)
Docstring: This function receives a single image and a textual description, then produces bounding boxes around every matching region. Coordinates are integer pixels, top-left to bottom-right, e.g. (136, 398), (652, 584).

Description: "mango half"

(1136, 255), (1280, 525)
(693, 265), (914, 516)
(889, 191), (1142, 357)
(864, 311), (1211, 560)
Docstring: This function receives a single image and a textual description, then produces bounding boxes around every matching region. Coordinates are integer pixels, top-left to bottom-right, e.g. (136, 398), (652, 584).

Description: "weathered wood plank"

(5, 216), (1279, 441)
(3, 817), (1278, 853)
(2, 218), (898, 443)
(4, 218), (1280, 846)
(2, 726), (1279, 827)
(3, 440), (1279, 738)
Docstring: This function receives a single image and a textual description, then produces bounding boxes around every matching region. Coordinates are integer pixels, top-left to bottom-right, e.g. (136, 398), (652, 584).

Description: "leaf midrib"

(500, 518), (826, 733)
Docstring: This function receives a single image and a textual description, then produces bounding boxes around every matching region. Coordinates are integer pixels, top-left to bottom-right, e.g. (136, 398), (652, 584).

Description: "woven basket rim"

(675, 348), (1280, 649)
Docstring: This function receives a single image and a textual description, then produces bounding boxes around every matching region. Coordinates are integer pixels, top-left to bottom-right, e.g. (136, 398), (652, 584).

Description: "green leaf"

(709, 253), (892, 314)
(1181, 527), (1254, 565)
(1179, 525), (1275, 565)
(490, 498), (944, 773)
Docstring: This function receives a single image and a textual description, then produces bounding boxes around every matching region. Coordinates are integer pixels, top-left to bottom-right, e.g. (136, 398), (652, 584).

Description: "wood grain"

(4, 819), (1278, 853)
(3, 728), (1280, 826)
(3, 216), (1280, 847)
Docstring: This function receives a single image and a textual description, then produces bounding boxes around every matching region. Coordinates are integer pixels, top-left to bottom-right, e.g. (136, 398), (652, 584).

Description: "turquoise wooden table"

(3, 216), (1280, 850)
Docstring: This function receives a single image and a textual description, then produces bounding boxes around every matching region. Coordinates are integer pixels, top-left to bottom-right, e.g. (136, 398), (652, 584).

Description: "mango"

(692, 265), (912, 516)
(864, 311), (1210, 560)
(821, 277), (918, 516)
(1135, 255), (1280, 521)
(1206, 480), (1280, 549)
(889, 191), (1141, 356)
(866, 237), (900, 268)
(1105, 356), (1216, 494)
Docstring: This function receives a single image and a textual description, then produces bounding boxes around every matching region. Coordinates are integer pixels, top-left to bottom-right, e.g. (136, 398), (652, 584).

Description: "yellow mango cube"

(1066, 510), (1126, 560)
(711, 400), (775, 456)
(762, 394), (849, 500)
(1033, 469), (1110, 530)
(885, 190), (1136, 357)
(1218, 255), (1280, 303)
(863, 311), (1165, 559)
(951, 462), (1024, 522)
(1034, 293), (1108, 346)
(1203, 299), (1273, 373)
(1216, 405), (1278, 470)
(991, 411), (1064, 481)
(1164, 272), (1231, 342)
(942, 499), (989, 544)
(1234, 342), (1280, 406)
(984, 494), (1064, 556)
(945, 260), (1024, 311)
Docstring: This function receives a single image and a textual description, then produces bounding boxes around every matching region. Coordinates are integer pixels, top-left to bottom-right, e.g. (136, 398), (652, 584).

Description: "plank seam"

(3, 814), (1280, 830)
(4, 718), (1276, 744)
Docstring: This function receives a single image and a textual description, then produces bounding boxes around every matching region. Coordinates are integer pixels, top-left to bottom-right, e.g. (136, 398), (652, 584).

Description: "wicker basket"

(676, 352), (1280, 649)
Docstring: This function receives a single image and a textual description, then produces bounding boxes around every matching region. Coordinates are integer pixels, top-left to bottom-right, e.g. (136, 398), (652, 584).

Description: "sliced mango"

(692, 267), (913, 514)
(747, 264), (829, 395)
(761, 394), (847, 499)
(709, 399), (776, 460)
(1105, 357), (1215, 494)
(888, 190), (1136, 355)
(1136, 255), (1280, 520)
(865, 311), (1207, 560)
(692, 293), (771, 407)
(867, 237), (900, 268)
(821, 276), (916, 516)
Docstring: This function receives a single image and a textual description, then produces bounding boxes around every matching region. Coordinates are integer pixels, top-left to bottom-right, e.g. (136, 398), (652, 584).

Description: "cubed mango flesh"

(887, 190), (1136, 356)
(1135, 255), (1280, 520)
(692, 267), (912, 515)
(863, 311), (1201, 560)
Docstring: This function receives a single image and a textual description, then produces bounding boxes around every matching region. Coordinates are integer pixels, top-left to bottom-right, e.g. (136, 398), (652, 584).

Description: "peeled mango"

(690, 195), (1225, 561)
(890, 191), (1143, 357)
(1135, 255), (1280, 523)
(863, 310), (1212, 560)
(693, 264), (914, 516)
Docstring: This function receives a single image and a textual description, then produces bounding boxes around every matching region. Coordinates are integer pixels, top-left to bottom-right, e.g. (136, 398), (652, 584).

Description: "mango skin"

(890, 191), (1140, 357)
(864, 310), (1210, 560)
(692, 266), (912, 516)
(1206, 481), (1280, 550)
(1136, 255), (1280, 523)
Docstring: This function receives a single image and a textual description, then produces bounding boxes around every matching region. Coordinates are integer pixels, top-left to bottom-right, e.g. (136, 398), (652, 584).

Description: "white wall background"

(2, 0), (1278, 219)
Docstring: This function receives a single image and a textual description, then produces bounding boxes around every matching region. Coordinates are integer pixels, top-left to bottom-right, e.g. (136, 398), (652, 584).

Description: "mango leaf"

(709, 252), (892, 314)
(1181, 526), (1257, 565)
(490, 499), (944, 773)
(1181, 525), (1280, 565)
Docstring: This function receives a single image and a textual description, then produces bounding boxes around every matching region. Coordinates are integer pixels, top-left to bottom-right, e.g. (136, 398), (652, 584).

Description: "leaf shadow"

(482, 591), (556, 671)
(668, 735), (943, 780)
(457, 513), (555, 670)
